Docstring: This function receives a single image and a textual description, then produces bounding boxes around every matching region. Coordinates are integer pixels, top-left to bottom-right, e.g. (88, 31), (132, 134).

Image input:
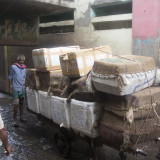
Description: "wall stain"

(76, 7), (91, 27)
(133, 38), (160, 66)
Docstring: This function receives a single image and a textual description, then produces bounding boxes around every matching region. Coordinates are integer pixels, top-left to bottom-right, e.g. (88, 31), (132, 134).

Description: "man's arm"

(9, 79), (12, 94)
(0, 128), (14, 155)
(25, 79), (27, 88)
(8, 66), (13, 94)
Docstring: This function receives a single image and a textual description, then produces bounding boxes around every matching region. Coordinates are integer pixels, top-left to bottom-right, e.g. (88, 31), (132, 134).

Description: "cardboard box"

(26, 69), (40, 90)
(91, 55), (156, 96)
(32, 46), (80, 71)
(27, 68), (62, 91)
(59, 45), (112, 77)
(37, 70), (62, 91)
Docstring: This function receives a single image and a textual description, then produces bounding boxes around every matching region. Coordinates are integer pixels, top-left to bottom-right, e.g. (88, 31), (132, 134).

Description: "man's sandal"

(13, 121), (19, 127)
(20, 117), (28, 122)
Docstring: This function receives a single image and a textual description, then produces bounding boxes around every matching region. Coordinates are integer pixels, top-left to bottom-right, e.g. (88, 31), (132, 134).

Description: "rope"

(133, 64), (160, 148)
(93, 48), (138, 62)
(152, 103), (160, 123)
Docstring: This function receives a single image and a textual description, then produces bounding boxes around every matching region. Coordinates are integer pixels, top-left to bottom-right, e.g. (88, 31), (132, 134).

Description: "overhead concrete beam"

(40, 20), (74, 27)
(0, 0), (74, 17)
(91, 13), (132, 23)
(32, 0), (75, 9)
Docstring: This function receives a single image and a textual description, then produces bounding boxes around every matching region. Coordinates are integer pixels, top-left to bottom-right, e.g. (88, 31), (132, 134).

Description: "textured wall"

(133, 0), (160, 39)
(132, 0), (160, 66)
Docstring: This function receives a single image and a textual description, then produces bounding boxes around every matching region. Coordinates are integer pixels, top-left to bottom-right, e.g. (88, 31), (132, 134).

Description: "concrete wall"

(0, 0), (133, 92)
(0, 46), (35, 92)
(39, 0), (132, 55)
(132, 0), (160, 66)
(35, 0), (75, 8)
(0, 47), (7, 92)
(6, 46), (35, 69)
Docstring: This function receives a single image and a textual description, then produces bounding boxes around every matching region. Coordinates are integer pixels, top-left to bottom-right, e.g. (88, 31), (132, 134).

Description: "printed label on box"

(96, 54), (107, 60)
(80, 73), (85, 76)
(77, 57), (83, 69)
(51, 55), (60, 66)
(85, 56), (94, 67)
(44, 55), (49, 66)
(38, 55), (46, 67)
(108, 54), (112, 57)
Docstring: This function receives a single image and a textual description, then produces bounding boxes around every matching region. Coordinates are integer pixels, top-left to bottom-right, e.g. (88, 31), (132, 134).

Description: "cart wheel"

(54, 132), (71, 158)
(119, 151), (127, 160)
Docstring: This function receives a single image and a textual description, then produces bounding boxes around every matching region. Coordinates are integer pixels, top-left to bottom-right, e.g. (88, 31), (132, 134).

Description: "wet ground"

(0, 92), (160, 160)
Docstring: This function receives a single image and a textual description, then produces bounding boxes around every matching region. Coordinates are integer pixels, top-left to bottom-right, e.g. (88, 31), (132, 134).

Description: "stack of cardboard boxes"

(26, 45), (111, 137)
(27, 44), (160, 147)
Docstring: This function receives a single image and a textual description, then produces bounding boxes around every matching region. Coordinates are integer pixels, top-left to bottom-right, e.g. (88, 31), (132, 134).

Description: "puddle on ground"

(0, 93), (65, 160)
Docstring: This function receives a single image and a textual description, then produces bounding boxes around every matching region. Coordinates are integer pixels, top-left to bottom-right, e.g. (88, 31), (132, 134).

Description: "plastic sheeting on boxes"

(70, 99), (103, 138)
(38, 91), (52, 119)
(26, 87), (39, 114)
(51, 96), (70, 129)
(91, 69), (156, 96)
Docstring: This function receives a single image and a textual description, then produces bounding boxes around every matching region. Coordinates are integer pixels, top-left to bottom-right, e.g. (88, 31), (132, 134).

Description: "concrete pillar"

(74, 0), (95, 48)
(132, 0), (160, 66)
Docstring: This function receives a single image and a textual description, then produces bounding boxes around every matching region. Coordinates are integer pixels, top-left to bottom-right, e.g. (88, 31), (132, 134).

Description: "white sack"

(38, 91), (52, 119)
(26, 87), (39, 114)
(91, 69), (156, 96)
(51, 96), (70, 129)
(70, 99), (103, 138)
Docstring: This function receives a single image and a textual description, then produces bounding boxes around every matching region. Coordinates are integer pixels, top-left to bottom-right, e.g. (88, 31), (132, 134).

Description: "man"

(8, 55), (27, 127)
(0, 114), (14, 155)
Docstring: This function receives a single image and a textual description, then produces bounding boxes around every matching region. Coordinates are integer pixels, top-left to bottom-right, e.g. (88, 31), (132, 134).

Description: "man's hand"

(9, 88), (12, 94)
(0, 128), (13, 156)
(5, 145), (14, 156)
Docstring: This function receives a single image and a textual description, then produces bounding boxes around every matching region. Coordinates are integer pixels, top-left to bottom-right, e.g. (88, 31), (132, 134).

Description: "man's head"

(17, 55), (25, 65)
